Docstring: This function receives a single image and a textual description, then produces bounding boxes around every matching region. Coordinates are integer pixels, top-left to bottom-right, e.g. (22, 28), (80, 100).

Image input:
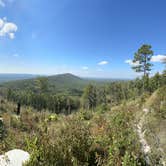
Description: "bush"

(10, 115), (21, 129)
(107, 108), (144, 166)
(25, 117), (93, 166)
(96, 104), (109, 114)
(122, 151), (137, 166)
(79, 109), (93, 121)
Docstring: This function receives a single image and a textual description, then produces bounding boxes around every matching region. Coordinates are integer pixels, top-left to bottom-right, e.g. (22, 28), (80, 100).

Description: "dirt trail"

(137, 108), (151, 164)
(136, 108), (166, 166)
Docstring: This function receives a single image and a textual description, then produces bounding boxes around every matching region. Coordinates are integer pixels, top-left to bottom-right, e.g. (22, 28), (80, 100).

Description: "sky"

(0, 0), (166, 78)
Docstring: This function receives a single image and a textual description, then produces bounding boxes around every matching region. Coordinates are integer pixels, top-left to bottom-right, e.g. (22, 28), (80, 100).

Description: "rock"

(0, 149), (30, 166)
(143, 108), (149, 114)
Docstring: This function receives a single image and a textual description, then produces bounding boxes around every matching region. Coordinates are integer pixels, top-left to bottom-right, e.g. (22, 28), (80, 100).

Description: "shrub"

(79, 109), (93, 121)
(25, 117), (93, 166)
(122, 151), (137, 166)
(107, 108), (144, 166)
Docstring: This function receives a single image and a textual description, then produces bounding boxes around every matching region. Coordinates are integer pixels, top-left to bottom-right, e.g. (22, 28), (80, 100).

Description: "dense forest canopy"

(0, 68), (165, 115)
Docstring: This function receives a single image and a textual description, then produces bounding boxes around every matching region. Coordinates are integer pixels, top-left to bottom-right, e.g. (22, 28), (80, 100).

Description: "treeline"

(110, 71), (166, 101)
(82, 71), (166, 109)
(7, 90), (80, 114)
(4, 70), (166, 113)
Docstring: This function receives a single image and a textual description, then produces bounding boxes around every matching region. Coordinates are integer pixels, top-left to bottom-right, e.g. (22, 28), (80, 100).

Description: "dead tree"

(17, 102), (21, 115)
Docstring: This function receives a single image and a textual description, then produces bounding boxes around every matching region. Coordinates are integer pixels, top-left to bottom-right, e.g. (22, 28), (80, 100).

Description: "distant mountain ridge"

(0, 74), (38, 83)
(0, 73), (88, 95)
(0, 73), (123, 96)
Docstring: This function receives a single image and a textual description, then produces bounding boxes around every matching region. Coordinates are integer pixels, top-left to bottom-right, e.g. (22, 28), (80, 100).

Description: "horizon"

(0, 72), (160, 80)
(0, 72), (132, 80)
(0, 0), (166, 78)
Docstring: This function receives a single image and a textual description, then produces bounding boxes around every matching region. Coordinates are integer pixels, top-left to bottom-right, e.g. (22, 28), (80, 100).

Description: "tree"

(0, 119), (6, 140)
(161, 70), (166, 86)
(82, 84), (97, 110)
(7, 88), (12, 100)
(34, 77), (48, 94)
(97, 87), (107, 106)
(132, 44), (153, 77)
(149, 72), (162, 92)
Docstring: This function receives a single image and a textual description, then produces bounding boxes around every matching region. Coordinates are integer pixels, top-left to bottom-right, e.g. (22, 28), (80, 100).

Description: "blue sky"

(0, 0), (166, 78)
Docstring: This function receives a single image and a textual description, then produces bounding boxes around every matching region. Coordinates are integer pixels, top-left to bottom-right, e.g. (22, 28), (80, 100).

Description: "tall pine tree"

(132, 44), (153, 77)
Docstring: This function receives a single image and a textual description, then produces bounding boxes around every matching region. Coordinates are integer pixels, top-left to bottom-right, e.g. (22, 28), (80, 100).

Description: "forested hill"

(0, 73), (91, 95)
(46, 73), (88, 94)
(0, 73), (121, 95)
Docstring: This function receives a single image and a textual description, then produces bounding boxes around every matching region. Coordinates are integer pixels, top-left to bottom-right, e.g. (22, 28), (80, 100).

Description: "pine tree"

(132, 44), (153, 77)
(34, 77), (48, 94)
(82, 84), (97, 110)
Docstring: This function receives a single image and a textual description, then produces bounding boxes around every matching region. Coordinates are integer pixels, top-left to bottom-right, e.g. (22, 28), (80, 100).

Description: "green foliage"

(34, 77), (48, 93)
(96, 104), (109, 114)
(142, 86), (166, 164)
(97, 87), (107, 106)
(132, 44), (153, 76)
(0, 95), (147, 165)
(25, 137), (39, 164)
(108, 107), (144, 166)
(10, 115), (21, 129)
(148, 86), (166, 118)
(2, 73), (86, 96)
(25, 118), (93, 166)
(24, 104), (145, 166)
(0, 70), (166, 165)
(79, 109), (94, 121)
(0, 118), (6, 140)
(6, 90), (80, 114)
(46, 114), (58, 122)
(5, 71), (165, 114)
(149, 72), (162, 92)
(82, 84), (97, 110)
(122, 152), (137, 166)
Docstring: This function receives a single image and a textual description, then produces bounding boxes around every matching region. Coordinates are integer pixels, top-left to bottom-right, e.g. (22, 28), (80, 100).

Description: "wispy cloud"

(125, 59), (140, 67)
(0, 0), (5, 7)
(151, 55), (166, 63)
(98, 61), (109, 65)
(82, 66), (89, 70)
(125, 55), (166, 67)
(0, 0), (16, 7)
(0, 17), (18, 39)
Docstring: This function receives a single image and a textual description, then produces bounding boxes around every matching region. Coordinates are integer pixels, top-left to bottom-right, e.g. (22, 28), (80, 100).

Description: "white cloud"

(82, 66), (89, 70)
(151, 55), (166, 63)
(0, 18), (5, 28)
(0, 17), (18, 39)
(0, 0), (5, 7)
(125, 55), (166, 67)
(125, 59), (140, 67)
(98, 61), (109, 65)
(0, 0), (15, 7)
(9, 32), (15, 39)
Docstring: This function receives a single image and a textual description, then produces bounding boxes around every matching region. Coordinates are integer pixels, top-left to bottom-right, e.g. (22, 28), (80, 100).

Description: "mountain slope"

(144, 86), (166, 165)
(0, 73), (122, 96)
(0, 73), (89, 95)
(135, 86), (166, 165)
